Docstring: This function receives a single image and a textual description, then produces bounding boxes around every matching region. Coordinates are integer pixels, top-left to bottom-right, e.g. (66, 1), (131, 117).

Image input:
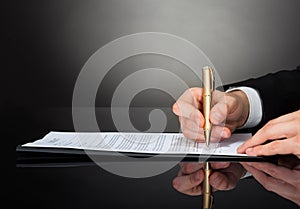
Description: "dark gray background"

(9, 0), (300, 209)
(8, 0), (300, 109)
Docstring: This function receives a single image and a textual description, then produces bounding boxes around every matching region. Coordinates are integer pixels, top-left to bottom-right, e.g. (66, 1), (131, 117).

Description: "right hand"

(172, 88), (249, 142)
(172, 162), (246, 196)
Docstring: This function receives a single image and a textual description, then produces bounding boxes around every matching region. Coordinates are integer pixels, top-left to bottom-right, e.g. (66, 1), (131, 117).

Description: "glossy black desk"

(16, 162), (299, 209)
(13, 108), (299, 209)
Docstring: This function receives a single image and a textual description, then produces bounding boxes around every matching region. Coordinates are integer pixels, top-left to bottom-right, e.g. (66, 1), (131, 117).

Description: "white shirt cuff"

(241, 171), (252, 179)
(226, 86), (263, 129)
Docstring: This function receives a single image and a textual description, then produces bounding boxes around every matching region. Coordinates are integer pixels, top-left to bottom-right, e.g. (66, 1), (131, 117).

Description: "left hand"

(237, 110), (300, 159)
(241, 156), (300, 206)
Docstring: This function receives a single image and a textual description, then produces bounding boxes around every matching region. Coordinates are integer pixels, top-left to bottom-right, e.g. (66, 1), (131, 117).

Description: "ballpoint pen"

(202, 66), (214, 147)
(202, 66), (214, 209)
(203, 162), (213, 209)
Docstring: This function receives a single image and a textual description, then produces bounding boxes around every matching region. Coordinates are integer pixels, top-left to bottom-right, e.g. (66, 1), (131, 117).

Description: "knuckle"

(264, 120), (275, 129)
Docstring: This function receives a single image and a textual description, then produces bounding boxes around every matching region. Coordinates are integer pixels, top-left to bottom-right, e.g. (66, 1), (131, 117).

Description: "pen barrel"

(203, 162), (213, 209)
(202, 67), (213, 131)
(202, 66), (213, 96)
(203, 163), (212, 194)
(203, 94), (212, 130)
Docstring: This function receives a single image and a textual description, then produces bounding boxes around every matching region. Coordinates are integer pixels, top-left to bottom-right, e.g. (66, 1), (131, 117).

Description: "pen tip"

(204, 130), (211, 147)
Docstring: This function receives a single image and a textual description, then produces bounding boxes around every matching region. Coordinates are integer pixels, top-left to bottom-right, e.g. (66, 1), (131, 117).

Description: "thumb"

(210, 102), (228, 125)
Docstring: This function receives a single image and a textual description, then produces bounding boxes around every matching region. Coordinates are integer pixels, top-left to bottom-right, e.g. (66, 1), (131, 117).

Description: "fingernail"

(221, 131), (228, 138)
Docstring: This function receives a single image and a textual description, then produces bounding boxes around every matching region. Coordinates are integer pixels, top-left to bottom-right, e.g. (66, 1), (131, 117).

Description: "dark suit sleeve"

(223, 66), (300, 131)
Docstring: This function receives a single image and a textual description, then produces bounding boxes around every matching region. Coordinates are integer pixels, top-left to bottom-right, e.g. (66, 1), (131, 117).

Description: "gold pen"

(202, 66), (214, 209)
(203, 162), (213, 209)
(202, 66), (214, 147)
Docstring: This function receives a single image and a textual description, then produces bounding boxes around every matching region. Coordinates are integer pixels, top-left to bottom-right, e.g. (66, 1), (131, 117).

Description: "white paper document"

(22, 131), (251, 156)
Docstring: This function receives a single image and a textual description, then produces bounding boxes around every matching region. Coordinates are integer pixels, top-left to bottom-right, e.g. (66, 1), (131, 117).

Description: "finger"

(173, 170), (204, 192)
(181, 125), (231, 142)
(181, 184), (203, 196)
(209, 171), (237, 191)
(210, 162), (231, 170)
(210, 102), (228, 125)
(173, 87), (203, 115)
(211, 89), (227, 106)
(181, 163), (204, 175)
(210, 163), (245, 190)
(173, 101), (204, 125)
(237, 120), (297, 154)
(210, 91), (240, 125)
(244, 162), (300, 183)
(245, 137), (300, 157)
(242, 163), (297, 201)
(180, 117), (202, 133)
(211, 94), (246, 132)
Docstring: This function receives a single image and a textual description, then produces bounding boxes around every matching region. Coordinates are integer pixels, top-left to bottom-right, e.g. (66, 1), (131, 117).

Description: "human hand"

(241, 156), (300, 206)
(172, 88), (249, 142)
(238, 110), (300, 159)
(172, 162), (246, 196)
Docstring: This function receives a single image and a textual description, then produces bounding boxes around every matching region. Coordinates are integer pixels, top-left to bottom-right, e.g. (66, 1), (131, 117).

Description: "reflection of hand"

(172, 88), (249, 142)
(241, 156), (300, 206)
(238, 110), (300, 159)
(172, 162), (246, 196)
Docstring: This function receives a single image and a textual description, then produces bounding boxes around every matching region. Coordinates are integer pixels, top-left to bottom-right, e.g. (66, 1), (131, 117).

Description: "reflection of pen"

(203, 162), (213, 209)
(202, 66), (214, 147)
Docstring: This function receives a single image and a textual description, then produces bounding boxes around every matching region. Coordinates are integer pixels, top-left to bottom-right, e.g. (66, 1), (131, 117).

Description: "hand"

(238, 110), (300, 159)
(241, 156), (300, 206)
(172, 88), (249, 142)
(172, 162), (246, 196)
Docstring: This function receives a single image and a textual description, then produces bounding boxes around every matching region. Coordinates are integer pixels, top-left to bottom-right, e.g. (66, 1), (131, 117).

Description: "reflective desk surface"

(16, 160), (299, 209)
(14, 108), (300, 209)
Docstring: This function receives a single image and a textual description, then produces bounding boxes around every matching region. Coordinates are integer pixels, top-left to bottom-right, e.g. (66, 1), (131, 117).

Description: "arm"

(223, 66), (300, 131)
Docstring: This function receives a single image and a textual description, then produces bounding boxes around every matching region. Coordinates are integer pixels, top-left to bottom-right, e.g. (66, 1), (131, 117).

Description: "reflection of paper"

(22, 132), (251, 156)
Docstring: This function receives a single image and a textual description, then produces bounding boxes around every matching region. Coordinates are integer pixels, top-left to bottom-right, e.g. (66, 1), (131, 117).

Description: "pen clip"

(209, 195), (214, 209)
(203, 194), (214, 209)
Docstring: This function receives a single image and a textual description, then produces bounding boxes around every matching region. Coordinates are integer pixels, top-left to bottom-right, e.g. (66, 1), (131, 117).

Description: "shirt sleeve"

(226, 86), (263, 129)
